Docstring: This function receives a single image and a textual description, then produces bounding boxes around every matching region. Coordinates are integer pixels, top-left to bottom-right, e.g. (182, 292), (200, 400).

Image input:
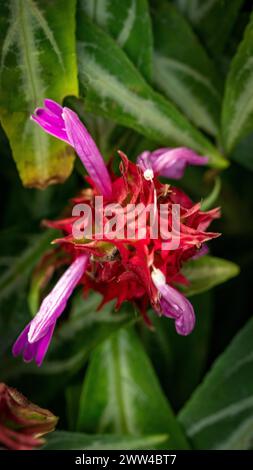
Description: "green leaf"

(175, 0), (244, 55)
(65, 384), (82, 431)
(77, 326), (189, 449)
(152, 2), (221, 136)
(222, 12), (253, 153)
(76, 15), (228, 169)
(80, 0), (153, 81)
(0, 0), (78, 188)
(142, 292), (213, 409)
(231, 132), (253, 171)
(181, 256), (240, 297)
(42, 431), (168, 450)
(179, 317), (253, 449)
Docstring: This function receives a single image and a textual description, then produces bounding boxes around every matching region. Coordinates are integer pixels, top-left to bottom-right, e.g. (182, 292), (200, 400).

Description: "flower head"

(13, 99), (221, 365)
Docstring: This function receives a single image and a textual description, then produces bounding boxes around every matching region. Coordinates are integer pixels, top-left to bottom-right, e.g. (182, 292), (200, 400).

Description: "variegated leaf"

(43, 431), (168, 450)
(0, 0), (78, 188)
(175, 0), (244, 55)
(77, 326), (190, 449)
(77, 14), (228, 169)
(179, 317), (253, 449)
(222, 12), (253, 153)
(152, 2), (221, 136)
(80, 0), (153, 81)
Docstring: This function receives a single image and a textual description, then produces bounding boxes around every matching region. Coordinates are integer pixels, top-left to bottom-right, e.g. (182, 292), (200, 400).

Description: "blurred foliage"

(0, 0), (253, 450)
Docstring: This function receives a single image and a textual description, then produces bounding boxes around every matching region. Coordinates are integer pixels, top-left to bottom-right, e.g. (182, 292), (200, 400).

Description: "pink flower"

(12, 255), (88, 366)
(137, 147), (208, 180)
(151, 268), (195, 335)
(31, 99), (112, 197)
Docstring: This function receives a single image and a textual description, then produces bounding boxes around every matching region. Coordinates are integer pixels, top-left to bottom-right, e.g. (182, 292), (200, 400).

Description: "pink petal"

(28, 255), (89, 343)
(137, 147), (208, 180)
(62, 108), (112, 197)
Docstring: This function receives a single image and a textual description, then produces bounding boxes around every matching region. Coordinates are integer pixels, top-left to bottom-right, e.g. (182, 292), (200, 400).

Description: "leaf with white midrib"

(77, 15), (227, 169)
(152, 2), (221, 136)
(77, 327), (190, 449)
(0, 0), (77, 187)
(179, 317), (253, 449)
(154, 55), (219, 135)
(42, 431), (169, 450)
(222, 12), (253, 153)
(80, 0), (153, 80)
(175, 0), (244, 55)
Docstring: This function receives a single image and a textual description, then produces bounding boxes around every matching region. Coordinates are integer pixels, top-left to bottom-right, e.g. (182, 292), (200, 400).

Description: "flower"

(31, 100), (112, 197)
(13, 255), (88, 366)
(151, 268), (195, 335)
(13, 99), (221, 365)
(137, 147), (208, 180)
(0, 383), (57, 450)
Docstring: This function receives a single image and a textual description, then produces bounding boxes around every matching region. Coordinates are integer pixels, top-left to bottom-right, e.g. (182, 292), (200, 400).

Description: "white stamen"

(144, 168), (154, 181)
(151, 267), (166, 288)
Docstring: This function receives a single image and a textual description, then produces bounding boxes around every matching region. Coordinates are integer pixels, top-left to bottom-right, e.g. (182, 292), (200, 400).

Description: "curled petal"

(44, 99), (63, 116)
(31, 99), (112, 197)
(151, 268), (195, 335)
(28, 255), (88, 343)
(12, 324), (31, 358)
(137, 147), (208, 180)
(13, 255), (88, 366)
(31, 99), (68, 143)
(62, 108), (112, 197)
(12, 322), (56, 367)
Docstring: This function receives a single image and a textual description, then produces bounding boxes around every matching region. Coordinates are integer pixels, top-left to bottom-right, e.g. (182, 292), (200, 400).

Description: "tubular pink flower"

(12, 255), (89, 366)
(151, 268), (195, 335)
(31, 99), (112, 197)
(137, 147), (208, 180)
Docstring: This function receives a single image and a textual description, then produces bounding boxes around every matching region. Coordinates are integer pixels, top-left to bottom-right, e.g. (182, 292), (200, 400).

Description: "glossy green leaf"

(81, 0), (153, 81)
(77, 326), (189, 449)
(181, 256), (240, 297)
(66, 384), (82, 431)
(0, 0), (78, 188)
(42, 431), (168, 450)
(231, 132), (253, 171)
(222, 12), (253, 153)
(152, 2), (221, 136)
(179, 317), (253, 449)
(175, 0), (244, 55)
(142, 292), (213, 409)
(76, 15), (227, 169)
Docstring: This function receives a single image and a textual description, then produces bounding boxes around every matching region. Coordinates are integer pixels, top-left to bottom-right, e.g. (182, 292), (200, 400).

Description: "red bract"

(0, 383), (57, 450)
(45, 151), (220, 319)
